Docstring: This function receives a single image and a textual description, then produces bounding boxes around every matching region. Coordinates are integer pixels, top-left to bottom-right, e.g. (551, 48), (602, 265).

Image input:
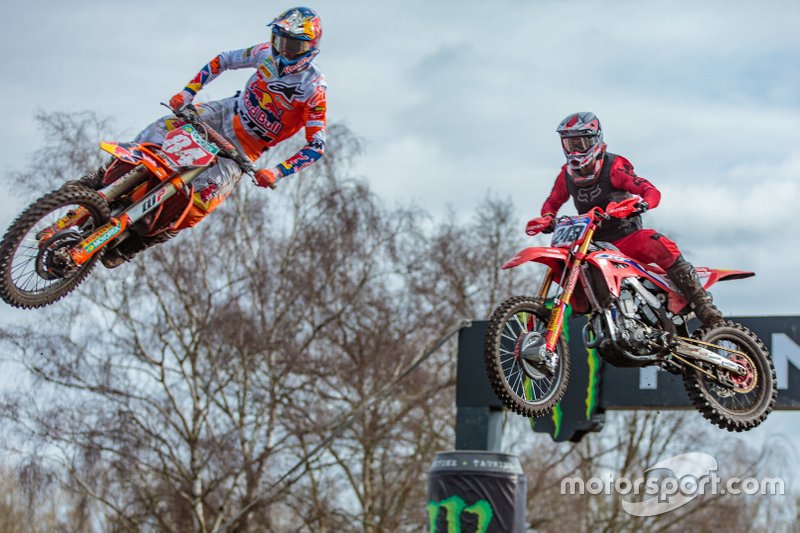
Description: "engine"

(584, 279), (672, 365)
(614, 288), (663, 354)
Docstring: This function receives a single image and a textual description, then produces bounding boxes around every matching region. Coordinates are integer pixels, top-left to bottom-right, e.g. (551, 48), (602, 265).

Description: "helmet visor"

(272, 32), (312, 59)
(561, 135), (596, 154)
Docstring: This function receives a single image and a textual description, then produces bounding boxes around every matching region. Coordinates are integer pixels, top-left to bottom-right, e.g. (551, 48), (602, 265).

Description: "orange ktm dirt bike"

(0, 104), (273, 309)
(484, 197), (776, 431)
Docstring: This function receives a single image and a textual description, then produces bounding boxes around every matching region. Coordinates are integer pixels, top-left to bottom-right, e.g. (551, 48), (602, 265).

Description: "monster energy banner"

(427, 451), (526, 533)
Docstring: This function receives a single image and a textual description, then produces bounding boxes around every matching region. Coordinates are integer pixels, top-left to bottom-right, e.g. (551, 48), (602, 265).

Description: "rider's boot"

(667, 255), (724, 327)
(62, 163), (107, 190)
(101, 229), (178, 269)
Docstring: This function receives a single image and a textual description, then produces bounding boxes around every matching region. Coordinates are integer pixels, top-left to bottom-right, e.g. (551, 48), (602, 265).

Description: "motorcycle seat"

(590, 241), (621, 252)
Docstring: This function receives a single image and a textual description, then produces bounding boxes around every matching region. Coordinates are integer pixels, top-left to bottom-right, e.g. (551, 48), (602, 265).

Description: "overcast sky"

(2, 0), (799, 314)
(1, 0), (799, 463)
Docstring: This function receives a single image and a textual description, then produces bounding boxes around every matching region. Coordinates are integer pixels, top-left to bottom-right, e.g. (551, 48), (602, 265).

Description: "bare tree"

(0, 461), (87, 533)
(11, 110), (113, 195)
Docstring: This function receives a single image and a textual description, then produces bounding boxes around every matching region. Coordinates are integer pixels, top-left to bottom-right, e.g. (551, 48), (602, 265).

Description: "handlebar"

(527, 196), (643, 237)
(597, 196), (641, 220)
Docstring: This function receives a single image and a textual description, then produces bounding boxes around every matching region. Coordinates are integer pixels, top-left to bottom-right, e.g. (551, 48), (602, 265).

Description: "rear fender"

(697, 267), (754, 289)
(662, 268), (754, 315)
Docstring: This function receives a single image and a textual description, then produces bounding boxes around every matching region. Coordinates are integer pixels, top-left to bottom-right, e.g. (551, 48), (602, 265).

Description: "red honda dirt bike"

(0, 104), (273, 309)
(484, 197), (776, 431)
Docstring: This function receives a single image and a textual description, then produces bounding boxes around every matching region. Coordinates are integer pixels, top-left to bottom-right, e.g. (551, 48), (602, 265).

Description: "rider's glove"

(526, 214), (555, 236)
(254, 168), (280, 190)
(634, 200), (649, 214)
(169, 89), (194, 111)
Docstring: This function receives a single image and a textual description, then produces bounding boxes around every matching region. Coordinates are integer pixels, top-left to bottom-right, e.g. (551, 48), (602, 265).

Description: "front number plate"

(550, 217), (590, 248)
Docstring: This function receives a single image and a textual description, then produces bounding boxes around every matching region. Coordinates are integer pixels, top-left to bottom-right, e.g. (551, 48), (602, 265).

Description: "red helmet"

(556, 112), (606, 186)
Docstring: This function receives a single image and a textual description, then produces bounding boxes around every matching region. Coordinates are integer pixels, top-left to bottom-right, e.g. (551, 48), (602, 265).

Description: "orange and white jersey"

(183, 42), (326, 178)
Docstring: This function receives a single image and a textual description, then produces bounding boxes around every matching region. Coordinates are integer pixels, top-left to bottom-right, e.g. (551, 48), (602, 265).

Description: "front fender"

(502, 246), (569, 270)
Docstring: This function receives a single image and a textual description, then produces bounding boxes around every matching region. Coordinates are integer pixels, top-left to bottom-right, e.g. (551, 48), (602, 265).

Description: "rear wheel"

(0, 186), (110, 308)
(483, 296), (570, 417)
(683, 320), (776, 431)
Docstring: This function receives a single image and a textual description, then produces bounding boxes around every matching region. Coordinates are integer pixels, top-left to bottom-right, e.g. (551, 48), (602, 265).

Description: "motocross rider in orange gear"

(102, 7), (326, 267)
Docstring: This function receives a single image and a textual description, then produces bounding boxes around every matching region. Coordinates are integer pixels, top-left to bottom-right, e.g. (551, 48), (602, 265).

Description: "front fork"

(543, 263), (581, 353)
(541, 228), (596, 355)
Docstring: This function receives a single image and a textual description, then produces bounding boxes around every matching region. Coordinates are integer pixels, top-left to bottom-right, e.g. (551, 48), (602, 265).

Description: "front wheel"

(483, 296), (570, 417)
(683, 320), (776, 432)
(0, 186), (110, 309)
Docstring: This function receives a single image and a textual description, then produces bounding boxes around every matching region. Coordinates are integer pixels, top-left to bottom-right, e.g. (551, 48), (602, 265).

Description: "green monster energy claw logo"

(427, 495), (493, 533)
(586, 347), (599, 418)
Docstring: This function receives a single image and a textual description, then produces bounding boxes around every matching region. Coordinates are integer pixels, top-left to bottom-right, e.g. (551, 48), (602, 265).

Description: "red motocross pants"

(612, 229), (682, 270)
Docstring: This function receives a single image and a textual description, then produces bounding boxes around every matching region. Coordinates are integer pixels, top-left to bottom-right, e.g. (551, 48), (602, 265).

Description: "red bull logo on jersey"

(244, 80), (285, 137)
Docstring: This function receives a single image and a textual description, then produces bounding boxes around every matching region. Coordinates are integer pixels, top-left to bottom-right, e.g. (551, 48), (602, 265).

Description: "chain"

(669, 352), (717, 379)
(674, 335), (748, 357)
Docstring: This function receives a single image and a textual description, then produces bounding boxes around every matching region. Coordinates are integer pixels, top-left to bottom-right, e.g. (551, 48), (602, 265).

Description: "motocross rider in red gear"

(527, 112), (723, 327)
(102, 7), (326, 268)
